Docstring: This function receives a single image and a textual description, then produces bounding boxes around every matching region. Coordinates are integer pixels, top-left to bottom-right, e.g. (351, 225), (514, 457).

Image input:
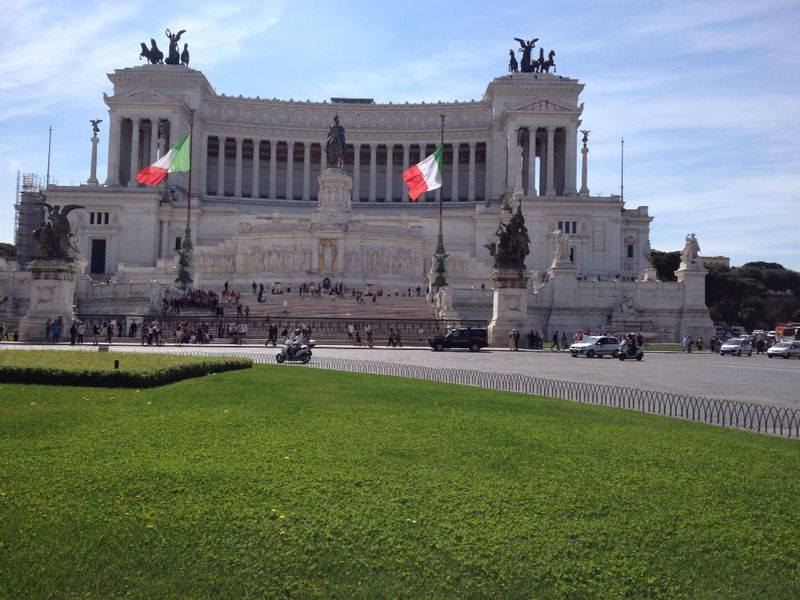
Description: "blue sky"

(1, 0), (798, 268)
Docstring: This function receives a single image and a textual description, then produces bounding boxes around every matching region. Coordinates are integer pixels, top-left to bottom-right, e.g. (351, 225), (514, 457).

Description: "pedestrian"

(355, 326), (362, 347)
(527, 329), (535, 349)
(347, 323), (354, 342)
(51, 318), (62, 343)
(252, 281), (257, 295)
(69, 321), (77, 345)
(366, 324), (374, 348)
(77, 321), (85, 344)
(394, 327), (402, 347)
(561, 331), (568, 350)
(552, 331), (559, 351)
(45, 318), (52, 342)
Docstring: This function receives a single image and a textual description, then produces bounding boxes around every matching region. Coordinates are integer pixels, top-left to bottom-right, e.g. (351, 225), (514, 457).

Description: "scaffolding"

(14, 171), (45, 263)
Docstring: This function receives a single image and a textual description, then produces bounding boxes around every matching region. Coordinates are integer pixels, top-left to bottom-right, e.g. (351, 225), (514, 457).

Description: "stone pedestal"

(487, 268), (529, 347)
(312, 167), (352, 227)
(675, 265), (715, 340)
(18, 259), (77, 342)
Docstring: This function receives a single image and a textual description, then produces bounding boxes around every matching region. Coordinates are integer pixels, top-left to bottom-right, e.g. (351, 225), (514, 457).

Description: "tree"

(650, 250), (680, 281)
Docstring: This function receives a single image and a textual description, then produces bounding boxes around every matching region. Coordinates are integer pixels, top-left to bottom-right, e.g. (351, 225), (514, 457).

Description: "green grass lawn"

(1, 366), (799, 598)
(0, 349), (251, 387)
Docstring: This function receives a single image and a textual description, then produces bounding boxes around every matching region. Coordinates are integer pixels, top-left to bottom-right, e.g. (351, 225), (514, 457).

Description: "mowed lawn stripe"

(0, 365), (798, 598)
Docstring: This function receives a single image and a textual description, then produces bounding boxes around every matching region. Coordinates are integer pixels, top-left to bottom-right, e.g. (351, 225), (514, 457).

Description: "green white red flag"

(136, 133), (191, 186)
(403, 146), (443, 201)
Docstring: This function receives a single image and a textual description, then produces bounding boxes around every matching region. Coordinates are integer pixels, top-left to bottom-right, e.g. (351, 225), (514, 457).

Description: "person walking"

(69, 321), (77, 346)
(552, 331), (559, 351)
(77, 321), (85, 344)
(366, 324), (374, 348)
(45, 318), (52, 342)
(560, 331), (568, 350)
(51, 318), (62, 343)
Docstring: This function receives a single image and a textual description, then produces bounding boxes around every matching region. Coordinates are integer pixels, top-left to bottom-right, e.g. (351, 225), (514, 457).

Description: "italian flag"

(135, 133), (190, 186)
(402, 146), (443, 201)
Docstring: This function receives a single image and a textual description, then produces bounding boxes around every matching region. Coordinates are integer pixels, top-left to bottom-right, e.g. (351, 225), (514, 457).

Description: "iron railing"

(170, 351), (797, 439)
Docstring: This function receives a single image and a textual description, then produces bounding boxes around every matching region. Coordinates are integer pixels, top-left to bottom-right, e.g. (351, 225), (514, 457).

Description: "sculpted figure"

(551, 230), (571, 268)
(325, 115), (346, 169)
(514, 36), (539, 73)
(139, 39), (163, 64)
(541, 49), (557, 73)
(165, 28), (186, 65)
(181, 43), (190, 66)
(485, 202), (530, 271)
(90, 119), (102, 135)
(680, 233), (702, 268)
(33, 202), (84, 260)
(508, 49), (519, 73)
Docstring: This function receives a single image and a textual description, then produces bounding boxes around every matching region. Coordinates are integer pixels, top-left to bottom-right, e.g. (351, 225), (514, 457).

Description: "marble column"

(451, 142), (460, 201)
(580, 137), (589, 195)
(545, 126), (556, 196)
(252, 139), (260, 198)
(129, 117), (140, 187)
(468, 142), (476, 201)
(320, 145), (327, 172)
(352, 143), (361, 202)
(200, 133), (208, 195)
(484, 139), (492, 200)
(269, 140), (277, 199)
(369, 143), (377, 202)
(217, 136), (225, 196)
(286, 141), (295, 199)
(527, 126), (538, 197)
(105, 116), (121, 186)
(565, 123), (578, 195)
(418, 143), (427, 201)
(385, 143), (394, 202)
(149, 119), (158, 163)
(234, 137), (243, 197)
(506, 128), (517, 192)
(302, 141), (311, 201)
(402, 144), (410, 201)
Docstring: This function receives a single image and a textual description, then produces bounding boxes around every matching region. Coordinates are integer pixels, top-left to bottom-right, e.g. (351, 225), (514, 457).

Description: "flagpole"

(431, 113), (448, 290)
(176, 109), (195, 290)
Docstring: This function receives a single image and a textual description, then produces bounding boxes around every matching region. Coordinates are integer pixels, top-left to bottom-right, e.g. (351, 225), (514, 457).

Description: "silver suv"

(570, 336), (621, 358)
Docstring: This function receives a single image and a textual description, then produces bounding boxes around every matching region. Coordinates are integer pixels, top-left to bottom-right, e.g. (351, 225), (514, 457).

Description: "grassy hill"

(1, 365), (798, 598)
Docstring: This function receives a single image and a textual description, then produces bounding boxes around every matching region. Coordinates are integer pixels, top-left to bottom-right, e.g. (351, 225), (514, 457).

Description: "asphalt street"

(5, 343), (798, 409)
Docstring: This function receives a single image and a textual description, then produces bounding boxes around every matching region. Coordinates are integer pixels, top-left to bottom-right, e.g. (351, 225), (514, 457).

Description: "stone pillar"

(527, 126), (538, 197)
(217, 136), (226, 197)
(88, 133), (99, 185)
(106, 116), (121, 186)
(369, 143), (377, 202)
(565, 123), (578, 196)
(147, 119), (157, 163)
(269, 140), (277, 199)
(321, 145), (327, 172)
(418, 143), (427, 201)
(199, 133), (208, 195)
(352, 143), (361, 201)
(580, 138), (589, 195)
(129, 117), (140, 187)
(402, 144), (410, 201)
(286, 141), (295, 199)
(303, 141), (312, 201)
(506, 128), (517, 192)
(468, 142), (476, 201)
(234, 137), (243, 197)
(159, 219), (168, 258)
(252, 139), (260, 198)
(385, 143), (393, 202)
(545, 126), (556, 196)
(451, 142), (460, 201)
(484, 139), (493, 200)
(18, 260), (78, 342)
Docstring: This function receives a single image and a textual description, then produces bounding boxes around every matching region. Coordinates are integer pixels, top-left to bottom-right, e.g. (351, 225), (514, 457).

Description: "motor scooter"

(617, 340), (644, 361)
(276, 339), (316, 363)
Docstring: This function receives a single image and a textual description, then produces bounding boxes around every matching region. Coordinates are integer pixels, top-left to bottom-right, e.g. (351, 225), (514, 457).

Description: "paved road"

(5, 343), (799, 408)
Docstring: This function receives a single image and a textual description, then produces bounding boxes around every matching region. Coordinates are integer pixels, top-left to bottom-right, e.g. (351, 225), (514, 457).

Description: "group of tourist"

(163, 288), (222, 314)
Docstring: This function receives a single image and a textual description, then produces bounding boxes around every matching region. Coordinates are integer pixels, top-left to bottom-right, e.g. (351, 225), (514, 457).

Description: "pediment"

(105, 89), (182, 106)
(509, 98), (578, 113)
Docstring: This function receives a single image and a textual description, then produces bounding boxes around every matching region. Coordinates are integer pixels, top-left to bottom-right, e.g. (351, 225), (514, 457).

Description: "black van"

(428, 327), (488, 352)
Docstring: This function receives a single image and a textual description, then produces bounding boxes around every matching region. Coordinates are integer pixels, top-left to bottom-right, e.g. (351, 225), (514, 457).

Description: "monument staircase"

(232, 293), (435, 320)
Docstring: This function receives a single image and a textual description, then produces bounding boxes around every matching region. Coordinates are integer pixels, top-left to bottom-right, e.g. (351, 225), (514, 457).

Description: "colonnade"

(107, 116), (172, 187)
(203, 136), (487, 202)
(506, 124), (578, 197)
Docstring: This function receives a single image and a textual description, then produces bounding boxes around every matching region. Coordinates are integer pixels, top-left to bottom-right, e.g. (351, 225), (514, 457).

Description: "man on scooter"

(286, 328), (307, 359)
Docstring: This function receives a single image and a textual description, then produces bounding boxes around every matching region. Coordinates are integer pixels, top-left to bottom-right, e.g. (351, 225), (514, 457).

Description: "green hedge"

(0, 358), (252, 388)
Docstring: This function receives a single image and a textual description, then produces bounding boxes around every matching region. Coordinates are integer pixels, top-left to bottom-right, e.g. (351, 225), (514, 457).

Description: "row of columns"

(206, 137), (483, 202)
(507, 124), (578, 197)
(109, 116), (171, 187)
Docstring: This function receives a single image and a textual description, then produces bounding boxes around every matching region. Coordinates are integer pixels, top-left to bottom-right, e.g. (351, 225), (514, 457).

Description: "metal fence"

(182, 351), (798, 439)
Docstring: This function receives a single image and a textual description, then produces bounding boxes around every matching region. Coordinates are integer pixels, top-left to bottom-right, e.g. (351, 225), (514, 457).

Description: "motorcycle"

(617, 340), (644, 361)
(275, 339), (316, 364)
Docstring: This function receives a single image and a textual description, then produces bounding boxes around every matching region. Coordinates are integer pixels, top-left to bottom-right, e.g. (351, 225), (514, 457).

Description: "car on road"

(719, 338), (753, 356)
(766, 341), (800, 359)
(429, 327), (488, 352)
(569, 336), (621, 358)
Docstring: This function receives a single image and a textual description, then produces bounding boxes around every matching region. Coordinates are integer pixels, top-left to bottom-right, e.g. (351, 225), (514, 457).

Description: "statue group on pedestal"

(139, 28), (189, 66)
(485, 201), (530, 272)
(33, 203), (84, 261)
(680, 233), (703, 269)
(508, 36), (556, 74)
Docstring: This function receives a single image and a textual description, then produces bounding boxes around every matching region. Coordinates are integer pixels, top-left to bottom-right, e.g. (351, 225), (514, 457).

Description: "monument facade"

(2, 35), (714, 341)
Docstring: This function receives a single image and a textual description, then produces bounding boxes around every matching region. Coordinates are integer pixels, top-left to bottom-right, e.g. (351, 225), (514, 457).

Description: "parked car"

(569, 336), (620, 358)
(766, 341), (800, 359)
(429, 327), (488, 352)
(719, 338), (752, 356)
